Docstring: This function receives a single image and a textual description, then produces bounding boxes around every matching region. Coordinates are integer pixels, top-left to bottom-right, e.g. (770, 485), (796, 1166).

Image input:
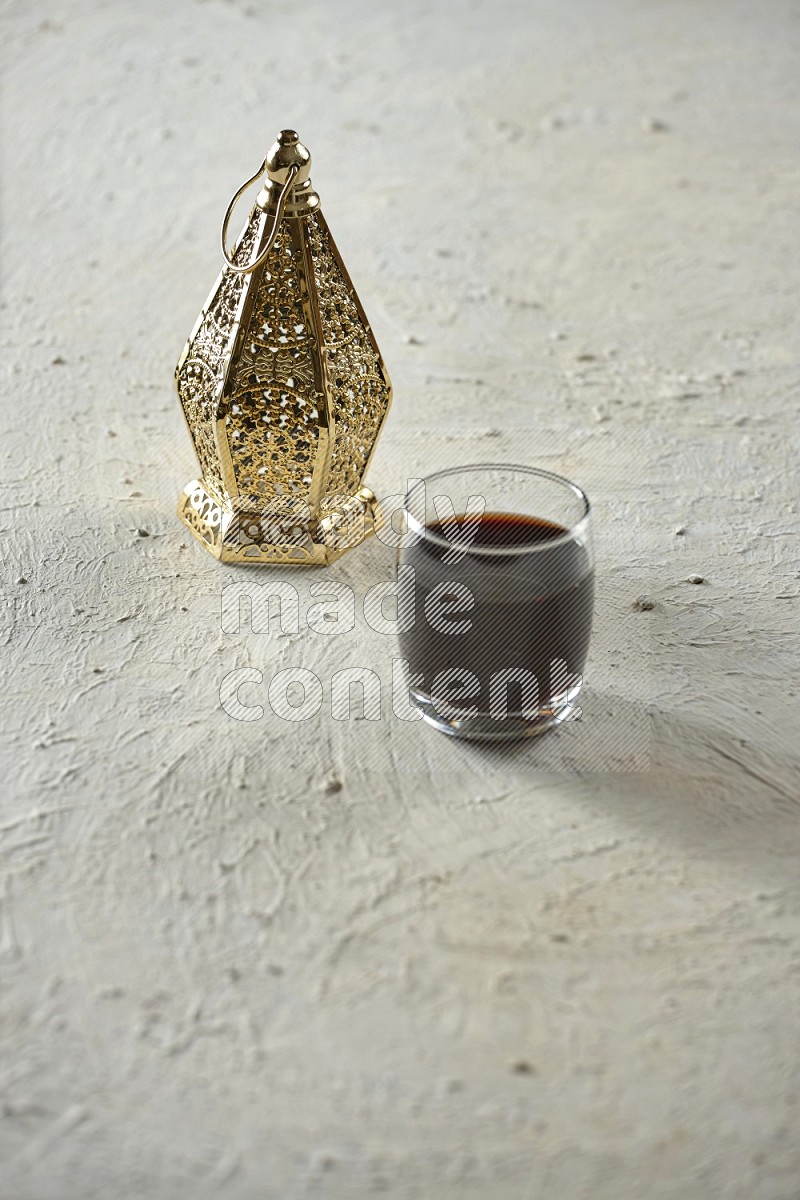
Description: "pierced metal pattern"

(222, 228), (324, 501)
(176, 481), (323, 564)
(176, 215), (263, 501)
(306, 215), (391, 513)
(225, 537), (318, 565)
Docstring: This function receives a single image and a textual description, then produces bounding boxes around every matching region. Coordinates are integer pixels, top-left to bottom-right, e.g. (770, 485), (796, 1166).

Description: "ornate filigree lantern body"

(175, 130), (392, 564)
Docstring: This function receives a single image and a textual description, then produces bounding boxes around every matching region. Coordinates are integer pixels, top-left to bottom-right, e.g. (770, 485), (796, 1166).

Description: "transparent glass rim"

(402, 463), (591, 556)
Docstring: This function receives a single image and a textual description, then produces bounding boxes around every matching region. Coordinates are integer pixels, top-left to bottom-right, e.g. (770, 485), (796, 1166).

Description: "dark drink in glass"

(396, 466), (594, 740)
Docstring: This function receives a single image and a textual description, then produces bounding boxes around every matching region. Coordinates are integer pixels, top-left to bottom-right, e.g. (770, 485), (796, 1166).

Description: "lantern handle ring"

(220, 160), (299, 274)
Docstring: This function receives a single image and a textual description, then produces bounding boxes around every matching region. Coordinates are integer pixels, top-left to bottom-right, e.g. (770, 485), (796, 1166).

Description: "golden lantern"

(175, 130), (392, 564)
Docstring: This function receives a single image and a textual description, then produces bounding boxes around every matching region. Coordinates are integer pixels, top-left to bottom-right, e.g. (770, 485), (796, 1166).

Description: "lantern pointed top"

(255, 129), (318, 219)
(264, 129), (312, 187)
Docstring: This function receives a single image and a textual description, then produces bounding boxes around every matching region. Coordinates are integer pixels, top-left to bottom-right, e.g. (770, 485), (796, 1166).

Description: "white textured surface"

(2, 0), (800, 1196)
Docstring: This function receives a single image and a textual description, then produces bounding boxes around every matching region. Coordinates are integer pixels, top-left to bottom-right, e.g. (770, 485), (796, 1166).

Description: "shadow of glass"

(410, 694), (800, 879)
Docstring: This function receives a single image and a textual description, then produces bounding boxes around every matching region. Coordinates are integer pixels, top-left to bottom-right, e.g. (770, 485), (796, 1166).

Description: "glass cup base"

(409, 685), (582, 743)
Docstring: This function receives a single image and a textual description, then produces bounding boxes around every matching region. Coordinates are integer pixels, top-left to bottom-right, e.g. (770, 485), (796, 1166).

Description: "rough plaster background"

(1, 0), (799, 1196)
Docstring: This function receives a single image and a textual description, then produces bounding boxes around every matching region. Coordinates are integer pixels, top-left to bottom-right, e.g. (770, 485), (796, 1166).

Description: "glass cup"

(396, 464), (594, 740)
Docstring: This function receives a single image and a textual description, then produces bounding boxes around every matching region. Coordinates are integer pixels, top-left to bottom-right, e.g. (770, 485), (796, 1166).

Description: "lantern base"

(177, 478), (379, 566)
